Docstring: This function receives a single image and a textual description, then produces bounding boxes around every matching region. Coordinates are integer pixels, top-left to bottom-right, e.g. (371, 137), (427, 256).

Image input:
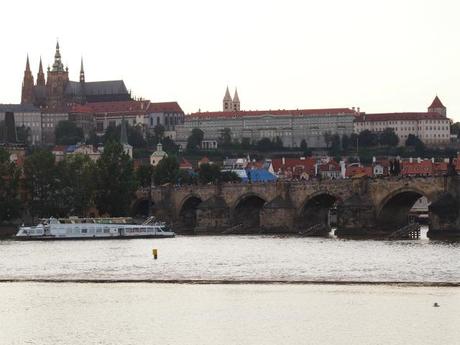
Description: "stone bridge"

(135, 176), (460, 239)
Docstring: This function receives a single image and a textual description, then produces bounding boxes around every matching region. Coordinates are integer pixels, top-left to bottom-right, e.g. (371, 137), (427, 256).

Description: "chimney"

(372, 156), (376, 164)
(432, 157), (435, 163)
(417, 157), (421, 163)
(282, 157), (285, 165)
(357, 107), (360, 113)
(409, 157), (413, 163)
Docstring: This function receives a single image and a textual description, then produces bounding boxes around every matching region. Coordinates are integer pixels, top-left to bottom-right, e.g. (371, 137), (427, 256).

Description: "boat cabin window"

(96, 229), (102, 233)
(81, 229), (87, 234)
(103, 228), (110, 233)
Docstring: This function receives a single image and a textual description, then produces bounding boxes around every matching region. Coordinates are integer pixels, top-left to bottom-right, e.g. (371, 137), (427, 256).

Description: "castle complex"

(21, 42), (131, 109)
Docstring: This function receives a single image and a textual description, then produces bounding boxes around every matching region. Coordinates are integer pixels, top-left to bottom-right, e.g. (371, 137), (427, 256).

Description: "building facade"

(175, 108), (357, 149)
(0, 104), (42, 145)
(354, 97), (451, 145)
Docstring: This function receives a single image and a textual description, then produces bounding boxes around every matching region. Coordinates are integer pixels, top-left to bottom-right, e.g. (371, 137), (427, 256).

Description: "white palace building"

(174, 90), (452, 149)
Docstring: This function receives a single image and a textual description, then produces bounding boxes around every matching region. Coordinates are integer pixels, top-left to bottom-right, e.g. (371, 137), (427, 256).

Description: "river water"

(0, 235), (459, 344)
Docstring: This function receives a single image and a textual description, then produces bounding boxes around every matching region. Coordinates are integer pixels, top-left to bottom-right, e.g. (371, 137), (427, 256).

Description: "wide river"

(0, 235), (459, 344)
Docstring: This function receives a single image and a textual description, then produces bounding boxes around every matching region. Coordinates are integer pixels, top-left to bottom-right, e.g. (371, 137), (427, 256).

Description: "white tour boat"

(16, 216), (175, 240)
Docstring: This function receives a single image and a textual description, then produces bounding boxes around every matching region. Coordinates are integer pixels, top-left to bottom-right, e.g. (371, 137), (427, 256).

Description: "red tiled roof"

(346, 166), (373, 178)
(271, 158), (316, 178)
(189, 108), (356, 119)
(199, 156), (210, 164)
(147, 102), (183, 114)
(179, 158), (193, 169)
(52, 145), (67, 153)
(401, 161), (433, 175)
(429, 96), (445, 109)
(88, 100), (150, 115)
(318, 160), (341, 172)
(354, 112), (447, 122)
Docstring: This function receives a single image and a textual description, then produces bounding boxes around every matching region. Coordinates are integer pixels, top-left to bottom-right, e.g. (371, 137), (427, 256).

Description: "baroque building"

(21, 41), (131, 109)
(354, 96), (451, 145)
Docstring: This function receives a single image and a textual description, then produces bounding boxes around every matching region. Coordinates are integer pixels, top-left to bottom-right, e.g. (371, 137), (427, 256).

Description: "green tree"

(153, 124), (165, 140)
(241, 137), (251, 149)
(103, 123), (146, 148)
(221, 170), (241, 183)
(300, 139), (308, 152)
(342, 134), (350, 151)
(323, 131), (332, 148)
(198, 163), (221, 184)
(405, 134), (423, 147)
(153, 156), (180, 185)
(56, 154), (96, 217)
(451, 122), (460, 139)
(136, 164), (154, 188)
(23, 149), (59, 218)
(330, 134), (341, 154)
(94, 141), (137, 216)
(379, 128), (399, 147)
(256, 137), (273, 151)
(16, 125), (31, 145)
(0, 148), (22, 222)
(219, 128), (232, 148)
(186, 128), (204, 150)
(358, 130), (378, 147)
(55, 120), (84, 145)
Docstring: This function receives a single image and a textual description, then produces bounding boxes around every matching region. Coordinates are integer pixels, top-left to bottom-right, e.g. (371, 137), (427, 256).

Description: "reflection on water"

(0, 283), (458, 345)
(0, 235), (458, 282)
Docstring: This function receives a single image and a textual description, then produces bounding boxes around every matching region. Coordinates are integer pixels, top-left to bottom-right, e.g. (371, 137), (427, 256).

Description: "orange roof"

(271, 158), (316, 175)
(188, 108), (356, 119)
(199, 156), (210, 164)
(179, 158), (193, 169)
(401, 160), (433, 175)
(147, 102), (183, 113)
(355, 112), (447, 122)
(346, 166), (373, 178)
(89, 100), (150, 115)
(429, 96), (445, 109)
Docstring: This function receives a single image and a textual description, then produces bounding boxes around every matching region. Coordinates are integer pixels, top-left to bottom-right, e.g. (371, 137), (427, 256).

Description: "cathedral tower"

(223, 86), (232, 111)
(428, 96), (446, 117)
(36, 57), (45, 86)
(46, 41), (69, 108)
(21, 55), (35, 104)
(232, 88), (240, 111)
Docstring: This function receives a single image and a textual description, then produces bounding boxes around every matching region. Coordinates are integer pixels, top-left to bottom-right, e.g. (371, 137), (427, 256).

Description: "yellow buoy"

(152, 248), (158, 259)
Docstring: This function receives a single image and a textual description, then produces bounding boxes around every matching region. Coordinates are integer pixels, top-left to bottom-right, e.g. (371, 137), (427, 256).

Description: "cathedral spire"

(232, 88), (240, 111)
(21, 54), (35, 104)
(25, 54), (31, 72)
(52, 40), (64, 72)
(37, 57), (45, 86)
(80, 57), (85, 83)
(223, 86), (232, 111)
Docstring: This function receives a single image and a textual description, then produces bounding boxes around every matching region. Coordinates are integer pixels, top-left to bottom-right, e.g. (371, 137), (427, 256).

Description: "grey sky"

(2, 0), (459, 120)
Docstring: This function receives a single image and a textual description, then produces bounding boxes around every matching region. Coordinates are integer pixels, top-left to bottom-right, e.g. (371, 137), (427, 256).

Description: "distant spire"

(37, 57), (45, 86)
(25, 55), (31, 72)
(52, 40), (64, 72)
(120, 117), (128, 145)
(233, 88), (240, 103)
(80, 57), (85, 83)
(223, 86), (232, 101)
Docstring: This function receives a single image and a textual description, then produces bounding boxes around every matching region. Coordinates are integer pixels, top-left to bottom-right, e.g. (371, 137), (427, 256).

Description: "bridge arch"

(232, 192), (267, 229)
(298, 192), (340, 230)
(178, 194), (203, 231)
(376, 187), (431, 229)
(131, 198), (152, 217)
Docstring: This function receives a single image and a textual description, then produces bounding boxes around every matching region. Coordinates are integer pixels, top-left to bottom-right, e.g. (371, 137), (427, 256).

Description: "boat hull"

(15, 234), (175, 241)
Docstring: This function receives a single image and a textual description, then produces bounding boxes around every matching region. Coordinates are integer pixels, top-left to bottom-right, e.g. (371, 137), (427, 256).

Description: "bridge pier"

(335, 193), (381, 237)
(428, 192), (460, 239)
(260, 196), (296, 233)
(195, 196), (230, 233)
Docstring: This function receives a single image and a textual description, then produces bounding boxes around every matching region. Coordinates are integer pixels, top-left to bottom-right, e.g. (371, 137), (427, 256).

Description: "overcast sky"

(2, 0), (459, 120)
